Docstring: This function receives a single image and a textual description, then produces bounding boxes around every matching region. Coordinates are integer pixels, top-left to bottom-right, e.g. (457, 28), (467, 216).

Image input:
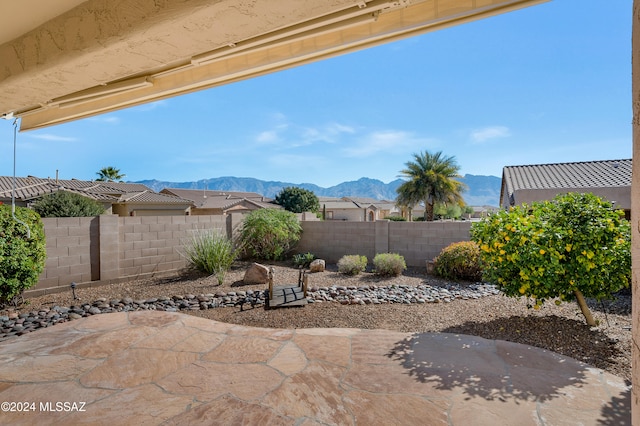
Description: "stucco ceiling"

(0, 0), (548, 131)
(0, 0), (89, 43)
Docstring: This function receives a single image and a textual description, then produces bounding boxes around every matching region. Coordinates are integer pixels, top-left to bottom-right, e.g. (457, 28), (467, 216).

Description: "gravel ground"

(5, 261), (631, 382)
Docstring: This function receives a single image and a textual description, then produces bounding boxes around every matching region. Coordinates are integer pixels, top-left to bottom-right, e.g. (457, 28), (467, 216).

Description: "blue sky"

(0, 0), (632, 188)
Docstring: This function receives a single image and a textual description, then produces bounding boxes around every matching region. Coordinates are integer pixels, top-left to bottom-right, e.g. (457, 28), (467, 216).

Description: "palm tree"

(96, 166), (125, 182)
(396, 151), (466, 221)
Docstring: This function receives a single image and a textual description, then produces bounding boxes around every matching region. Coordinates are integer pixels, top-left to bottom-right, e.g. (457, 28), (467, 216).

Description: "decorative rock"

(309, 259), (325, 273)
(0, 280), (501, 342)
(243, 262), (271, 284)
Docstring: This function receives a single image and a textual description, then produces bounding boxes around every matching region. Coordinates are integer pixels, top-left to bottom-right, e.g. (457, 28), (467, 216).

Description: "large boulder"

(243, 263), (271, 284)
(309, 259), (325, 273)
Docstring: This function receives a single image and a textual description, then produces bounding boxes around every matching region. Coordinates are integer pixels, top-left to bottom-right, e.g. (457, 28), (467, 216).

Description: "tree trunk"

(574, 289), (596, 326)
(425, 202), (434, 221)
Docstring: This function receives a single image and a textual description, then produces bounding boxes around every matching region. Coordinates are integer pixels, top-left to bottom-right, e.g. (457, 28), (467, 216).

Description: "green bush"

(0, 205), (47, 305)
(434, 203), (462, 220)
(181, 229), (237, 285)
(373, 253), (406, 276)
(386, 216), (407, 221)
(274, 187), (320, 213)
(337, 255), (368, 275)
(433, 241), (482, 281)
(239, 209), (302, 261)
(471, 192), (631, 326)
(32, 191), (105, 217)
(293, 252), (316, 268)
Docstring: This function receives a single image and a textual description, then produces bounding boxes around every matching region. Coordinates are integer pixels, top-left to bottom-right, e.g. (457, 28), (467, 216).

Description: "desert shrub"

(0, 205), (47, 305)
(239, 209), (302, 261)
(373, 253), (406, 276)
(471, 192), (631, 326)
(386, 216), (407, 221)
(293, 252), (316, 268)
(433, 241), (482, 281)
(181, 229), (237, 285)
(32, 191), (105, 217)
(337, 255), (368, 275)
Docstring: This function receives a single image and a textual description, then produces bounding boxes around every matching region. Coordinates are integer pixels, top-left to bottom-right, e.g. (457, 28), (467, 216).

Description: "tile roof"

(502, 159), (631, 196)
(321, 200), (361, 209)
(0, 176), (191, 205)
(344, 196), (380, 205)
(0, 177), (57, 200)
(197, 196), (278, 210)
(161, 188), (276, 210)
(161, 188), (269, 203)
(117, 191), (192, 204)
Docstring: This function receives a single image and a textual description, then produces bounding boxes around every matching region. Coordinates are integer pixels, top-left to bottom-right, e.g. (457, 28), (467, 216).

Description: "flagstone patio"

(0, 311), (630, 425)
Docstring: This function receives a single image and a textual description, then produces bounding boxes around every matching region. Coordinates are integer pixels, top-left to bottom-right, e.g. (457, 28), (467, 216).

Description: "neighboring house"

(500, 159), (631, 218)
(319, 196), (401, 221)
(469, 205), (500, 219)
(0, 176), (193, 216)
(160, 188), (278, 215)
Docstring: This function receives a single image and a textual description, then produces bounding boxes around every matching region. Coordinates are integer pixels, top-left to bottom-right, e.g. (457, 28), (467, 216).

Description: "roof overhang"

(0, 0), (548, 131)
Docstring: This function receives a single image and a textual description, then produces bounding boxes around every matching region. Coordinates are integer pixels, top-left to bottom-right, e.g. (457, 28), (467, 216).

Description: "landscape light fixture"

(70, 282), (78, 300)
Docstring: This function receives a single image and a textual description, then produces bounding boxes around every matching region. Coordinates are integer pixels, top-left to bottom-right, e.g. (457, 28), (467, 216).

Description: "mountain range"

(136, 174), (502, 206)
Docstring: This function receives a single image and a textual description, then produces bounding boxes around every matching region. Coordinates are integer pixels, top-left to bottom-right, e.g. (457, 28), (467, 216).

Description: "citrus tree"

(471, 192), (630, 326)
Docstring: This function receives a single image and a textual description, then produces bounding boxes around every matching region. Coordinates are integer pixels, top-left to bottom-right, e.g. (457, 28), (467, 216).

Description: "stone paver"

(0, 311), (630, 425)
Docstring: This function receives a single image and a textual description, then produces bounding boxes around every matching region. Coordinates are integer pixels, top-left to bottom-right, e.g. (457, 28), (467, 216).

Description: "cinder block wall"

(296, 221), (376, 262)
(31, 215), (471, 296)
(116, 215), (229, 279)
(297, 220), (471, 267)
(38, 217), (96, 291)
(388, 221), (472, 266)
(30, 214), (238, 295)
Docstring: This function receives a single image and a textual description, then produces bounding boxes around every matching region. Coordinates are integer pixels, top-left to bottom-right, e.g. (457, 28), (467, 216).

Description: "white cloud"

(255, 120), (354, 147)
(470, 126), (511, 143)
(294, 122), (355, 144)
(27, 133), (77, 142)
(88, 115), (120, 124)
(271, 112), (288, 122)
(134, 100), (168, 112)
(342, 130), (435, 157)
(256, 130), (279, 144)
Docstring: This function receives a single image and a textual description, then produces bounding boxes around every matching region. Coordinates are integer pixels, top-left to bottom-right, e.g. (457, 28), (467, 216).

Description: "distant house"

(319, 196), (400, 221)
(0, 176), (193, 216)
(500, 159), (631, 218)
(465, 205), (499, 220)
(160, 188), (279, 215)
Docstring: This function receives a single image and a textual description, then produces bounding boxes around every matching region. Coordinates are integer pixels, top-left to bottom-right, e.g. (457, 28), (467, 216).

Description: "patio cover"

(0, 0), (547, 131)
